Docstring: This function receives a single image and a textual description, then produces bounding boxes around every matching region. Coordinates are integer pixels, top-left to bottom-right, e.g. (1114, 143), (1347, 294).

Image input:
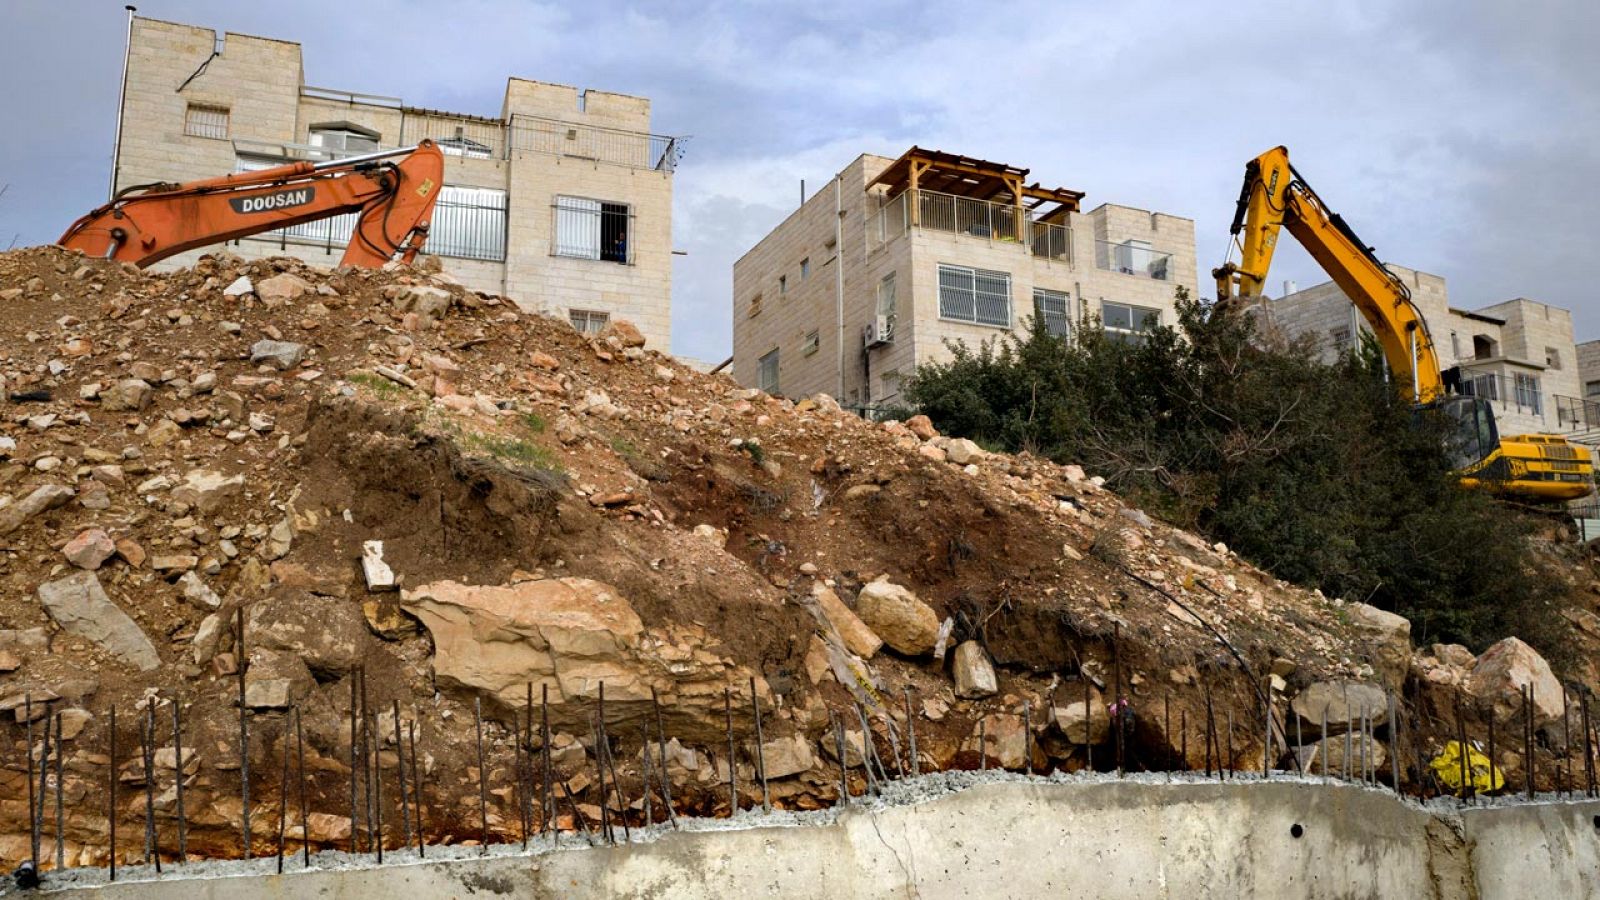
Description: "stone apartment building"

(110, 16), (682, 348)
(1263, 268), (1588, 442)
(731, 147), (1198, 407)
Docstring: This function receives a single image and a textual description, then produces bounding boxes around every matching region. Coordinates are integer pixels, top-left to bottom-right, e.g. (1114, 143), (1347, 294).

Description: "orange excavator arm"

(59, 140), (445, 268)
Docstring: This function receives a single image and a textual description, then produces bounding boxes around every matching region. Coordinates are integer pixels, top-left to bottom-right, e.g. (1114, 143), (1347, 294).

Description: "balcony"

(1555, 394), (1600, 441)
(871, 189), (1072, 262)
(1094, 239), (1172, 281)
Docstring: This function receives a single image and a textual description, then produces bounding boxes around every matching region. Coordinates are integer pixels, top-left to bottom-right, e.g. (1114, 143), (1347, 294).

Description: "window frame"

(569, 308), (611, 335)
(552, 195), (632, 264)
(184, 104), (230, 140)
(1032, 287), (1069, 338)
(936, 263), (1012, 328)
(757, 348), (781, 396)
(1101, 300), (1161, 338)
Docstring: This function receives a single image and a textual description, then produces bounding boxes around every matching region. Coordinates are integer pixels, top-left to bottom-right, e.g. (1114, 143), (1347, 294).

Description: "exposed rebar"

(296, 707), (309, 868)
(141, 704), (157, 870)
(724, 686), (738, 814)
(53, 710), (64, 871)
(409, 718), (425, 857)
(650, 686), (677, 828)
(751, 676), (770, 811)
(26, 694), (37, 866)
(237, 607), (251, 859)
(905, 687), (918, 777)
(277, 705), (291, 874)
(475, 695), (489, 854)
(108, 704), (117, 882)
(172, 698), (188, 863)
(395, 700), (411, 854)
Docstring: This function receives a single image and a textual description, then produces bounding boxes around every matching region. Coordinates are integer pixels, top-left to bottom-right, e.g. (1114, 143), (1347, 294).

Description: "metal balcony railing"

(1457, 370), (1545, 419)
(1094, 239), (1171, 281)
(870, 189), (1071, 262)
(1555, 394), (1600, 437)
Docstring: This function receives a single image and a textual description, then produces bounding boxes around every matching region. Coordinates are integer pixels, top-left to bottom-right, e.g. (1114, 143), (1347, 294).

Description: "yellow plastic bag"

(1429, 740), (1505, 795)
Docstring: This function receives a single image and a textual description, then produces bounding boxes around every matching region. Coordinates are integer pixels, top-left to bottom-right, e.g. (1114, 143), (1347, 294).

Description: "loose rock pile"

(0, 245), (1593, 869)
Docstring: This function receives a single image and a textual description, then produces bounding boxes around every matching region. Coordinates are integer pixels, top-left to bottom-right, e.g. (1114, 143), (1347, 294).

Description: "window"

(309, 122), (380, 153)
(1514, 372), (1542, 414)
(1586, 380), (1600, 398)
(569, 309), (610, 335)
(877, 272), (897, 340)
(1473, 334), (1498, 360)
(427, 185), (508, 261)
(881, 369), (901, 400)
(1450, 331), (1461, 361)
(800, 258), (811, 280)
(553, 196), (630, 264)
(1032, 288), (1069, 337)
(802, 330), (820, 355)
(184, 104), (229, 140)
(779, 275), (787, 295)
(1101, 301), (1161, 341)
(1546, 347), (1563, 370)
(1330, 325), (1353, 353)
(1465, 373), (1499, 402)
(758, 348), (780, 395)
(748, 293), (763, 318)
(937, 264), (1011, 327)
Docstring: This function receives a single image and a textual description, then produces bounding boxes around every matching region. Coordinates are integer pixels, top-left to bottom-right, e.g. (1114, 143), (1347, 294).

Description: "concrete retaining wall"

(33, 779), (1600, 899)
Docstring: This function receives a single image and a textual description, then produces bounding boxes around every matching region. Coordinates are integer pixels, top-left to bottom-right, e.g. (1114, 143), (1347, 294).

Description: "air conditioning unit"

(863, 315), (894, 348)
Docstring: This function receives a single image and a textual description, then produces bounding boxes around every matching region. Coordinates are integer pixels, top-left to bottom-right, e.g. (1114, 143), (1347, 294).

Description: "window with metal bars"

(184, 104), (229, 140)
(553, 196), (631, 263)
(937, 264), (1010, 327)
(1032, 288), (1069, 337)
(569, 309), (610, 334)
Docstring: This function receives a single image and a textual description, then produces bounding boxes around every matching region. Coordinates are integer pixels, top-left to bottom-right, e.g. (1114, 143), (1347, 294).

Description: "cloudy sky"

(4, 0), (1596, 361)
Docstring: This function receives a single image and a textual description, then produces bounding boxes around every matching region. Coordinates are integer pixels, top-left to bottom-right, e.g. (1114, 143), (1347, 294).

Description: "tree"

(907, 290), (1571, 656)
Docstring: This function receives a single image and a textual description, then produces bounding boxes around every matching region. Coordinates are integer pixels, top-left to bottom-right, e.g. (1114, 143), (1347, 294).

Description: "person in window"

(608, 232), (627, 264)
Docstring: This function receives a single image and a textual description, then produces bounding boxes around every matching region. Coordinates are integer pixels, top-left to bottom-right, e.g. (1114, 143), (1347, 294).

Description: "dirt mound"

(0, 244), (1589, 870)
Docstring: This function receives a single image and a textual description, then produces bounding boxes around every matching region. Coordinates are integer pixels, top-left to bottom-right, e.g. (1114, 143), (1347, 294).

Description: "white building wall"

(113, 17), (674, 349)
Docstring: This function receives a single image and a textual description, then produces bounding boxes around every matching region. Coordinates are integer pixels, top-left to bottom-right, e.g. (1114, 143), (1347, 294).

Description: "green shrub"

(908, 289), (1573, 659)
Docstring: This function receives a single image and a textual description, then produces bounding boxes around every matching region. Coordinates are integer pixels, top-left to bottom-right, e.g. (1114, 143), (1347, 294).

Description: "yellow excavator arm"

(1214, 146), (1593, 502)
(1214, 146), (1443, 402)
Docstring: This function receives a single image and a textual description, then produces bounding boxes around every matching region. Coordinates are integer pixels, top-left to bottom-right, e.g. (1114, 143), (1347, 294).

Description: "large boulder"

(809, 584), (882, 659)
(1051, 681), (1109, 745)
(854, 578), (938, 656)
(248, 589), (366, 676)
(1295, 735), (1388, 776)
(1345, 602), (1411, 692)
(1465, 637), (1564, 728)
(1290, 681), (1388, 735)
(952, 641), (998, 698)
(401, 577), (768, 740)
(36, 571), (160, 670)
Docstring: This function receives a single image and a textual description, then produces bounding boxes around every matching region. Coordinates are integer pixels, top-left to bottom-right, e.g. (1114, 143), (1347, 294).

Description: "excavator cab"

(1433, 395), (1499, 473)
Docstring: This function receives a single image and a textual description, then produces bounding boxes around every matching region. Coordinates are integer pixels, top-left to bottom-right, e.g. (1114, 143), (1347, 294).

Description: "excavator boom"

(1214, 146), (1593, 502)
(59, 141), (445, 269)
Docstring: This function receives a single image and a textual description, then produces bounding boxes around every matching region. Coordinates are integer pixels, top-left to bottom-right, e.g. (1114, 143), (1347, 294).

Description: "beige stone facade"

(1264, 267), (1589, 441)
(731, 149), (1197, 408)
(112, 17), (680, 348)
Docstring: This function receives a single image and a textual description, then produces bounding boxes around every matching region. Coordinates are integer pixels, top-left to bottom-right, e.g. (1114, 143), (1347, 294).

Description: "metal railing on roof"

(1094, 239), (1171, 281)
(509, 114), (685, 172)
(868, 188), (1071, 262)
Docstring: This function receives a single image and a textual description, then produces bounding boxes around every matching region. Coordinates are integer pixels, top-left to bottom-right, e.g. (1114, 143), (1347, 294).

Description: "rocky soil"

(1, 245), (1596, 870)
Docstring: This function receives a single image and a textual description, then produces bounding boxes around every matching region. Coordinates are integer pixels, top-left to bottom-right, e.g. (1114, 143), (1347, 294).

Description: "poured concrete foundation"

(32, 777), (1600, 899)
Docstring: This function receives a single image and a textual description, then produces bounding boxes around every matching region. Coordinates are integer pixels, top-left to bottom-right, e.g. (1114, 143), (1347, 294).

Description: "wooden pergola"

(867, 146), (1085, 234)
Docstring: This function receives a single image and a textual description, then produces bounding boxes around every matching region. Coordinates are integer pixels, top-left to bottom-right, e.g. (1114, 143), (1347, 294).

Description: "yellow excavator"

(1214, 146), (1593, 502)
